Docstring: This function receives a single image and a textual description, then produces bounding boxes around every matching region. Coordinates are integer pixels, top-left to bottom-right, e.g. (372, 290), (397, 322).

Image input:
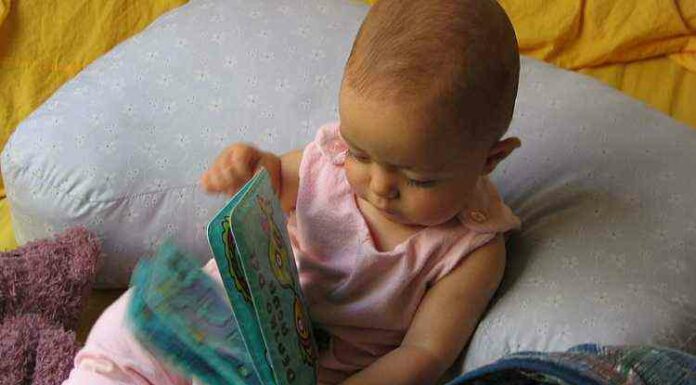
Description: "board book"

(128, 168), (317, 385)
(206, 168), (318, 385)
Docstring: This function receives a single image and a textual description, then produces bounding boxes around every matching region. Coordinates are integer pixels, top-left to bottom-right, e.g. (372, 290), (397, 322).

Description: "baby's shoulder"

(456, 176), (521, 234)
(303, 122), (348, 167)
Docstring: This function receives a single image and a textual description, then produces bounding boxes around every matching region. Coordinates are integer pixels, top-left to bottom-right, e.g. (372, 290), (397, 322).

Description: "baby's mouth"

(373, 201), (400, 219)
(358, 194), (403, 220)
(367, 197), (391, 213)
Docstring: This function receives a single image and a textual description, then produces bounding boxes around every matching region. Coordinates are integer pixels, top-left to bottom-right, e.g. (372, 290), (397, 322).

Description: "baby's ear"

(481, 137), (521, 175)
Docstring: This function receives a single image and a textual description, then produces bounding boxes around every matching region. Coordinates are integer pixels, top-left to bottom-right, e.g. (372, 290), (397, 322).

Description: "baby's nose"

(369, 167), (399, 200)
(373, 186), (398, 200)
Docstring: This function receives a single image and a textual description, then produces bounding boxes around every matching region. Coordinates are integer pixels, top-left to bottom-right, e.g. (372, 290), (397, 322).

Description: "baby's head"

(338, 0), (520, 227)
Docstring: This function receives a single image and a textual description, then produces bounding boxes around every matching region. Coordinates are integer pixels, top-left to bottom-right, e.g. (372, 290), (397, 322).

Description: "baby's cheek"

(408, 190), (460, 225)
(343, 161), (367, 194)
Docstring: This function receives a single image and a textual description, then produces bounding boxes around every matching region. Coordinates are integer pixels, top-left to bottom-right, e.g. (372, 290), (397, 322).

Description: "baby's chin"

(385, 208), (457, 228)
(357, 193), (457, 227)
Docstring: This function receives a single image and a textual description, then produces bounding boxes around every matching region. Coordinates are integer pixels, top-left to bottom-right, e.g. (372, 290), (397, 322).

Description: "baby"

(64, 0), (520, 384)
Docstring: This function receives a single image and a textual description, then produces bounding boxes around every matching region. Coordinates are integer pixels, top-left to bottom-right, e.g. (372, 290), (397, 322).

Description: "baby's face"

(339, 87), (490, 227)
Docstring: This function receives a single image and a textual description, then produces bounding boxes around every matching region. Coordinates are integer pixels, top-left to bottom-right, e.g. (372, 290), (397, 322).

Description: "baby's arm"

(341, 234), (507, 385)
(200, 144), (302, 213)
(277, 149), (302, 213)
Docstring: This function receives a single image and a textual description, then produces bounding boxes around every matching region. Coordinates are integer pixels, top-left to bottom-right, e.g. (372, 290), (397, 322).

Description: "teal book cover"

(128, 242), (260, 385)
(207, 168), (318, 385)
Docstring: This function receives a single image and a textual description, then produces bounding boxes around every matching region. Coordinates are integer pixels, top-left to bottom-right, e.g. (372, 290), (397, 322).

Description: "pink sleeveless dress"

(287, 123), (521, 384)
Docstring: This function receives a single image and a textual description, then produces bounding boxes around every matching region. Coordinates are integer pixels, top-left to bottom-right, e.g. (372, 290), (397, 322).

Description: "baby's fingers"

(200, 167), (232, 193)
(200, 145), (260, 194)
(201, 165), (243, 194)
(225, 148), (259, 181)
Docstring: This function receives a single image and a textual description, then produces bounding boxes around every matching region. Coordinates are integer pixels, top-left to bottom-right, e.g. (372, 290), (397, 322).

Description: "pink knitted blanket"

(0, 227), (100, 385)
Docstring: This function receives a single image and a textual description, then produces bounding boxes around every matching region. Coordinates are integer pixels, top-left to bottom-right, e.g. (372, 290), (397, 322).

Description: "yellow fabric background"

(582, 57), (696, 126)
(496, 0), (696, 128)
(0, 200), (14, 250)
(0, 0), (188, 250)
(1, 0), (695, 250)
(499, 0), (695, 71)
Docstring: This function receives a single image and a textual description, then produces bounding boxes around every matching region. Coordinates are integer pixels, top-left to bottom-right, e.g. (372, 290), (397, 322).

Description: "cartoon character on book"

(257, 195), (294, 289)
(221, 219), (252, 303)
(294, 296), (317, 365)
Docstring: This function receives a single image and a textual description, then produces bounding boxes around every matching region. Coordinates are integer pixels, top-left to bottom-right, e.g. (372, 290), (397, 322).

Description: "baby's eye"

(407, 178), (437, 188)
(347, 149), (370, 163)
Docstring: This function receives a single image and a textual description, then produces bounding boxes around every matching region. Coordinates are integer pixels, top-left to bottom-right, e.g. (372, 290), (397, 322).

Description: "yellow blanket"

(500, 0), (696, 71)
(498, 0), (696, 128)
(1, 0), (694, 250)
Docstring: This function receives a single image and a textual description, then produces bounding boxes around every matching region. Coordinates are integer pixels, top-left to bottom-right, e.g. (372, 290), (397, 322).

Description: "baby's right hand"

(200, 143), (276, 196)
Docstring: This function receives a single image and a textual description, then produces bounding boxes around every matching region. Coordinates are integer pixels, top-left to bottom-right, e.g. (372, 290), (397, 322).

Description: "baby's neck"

(355, 196), (424, 252)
